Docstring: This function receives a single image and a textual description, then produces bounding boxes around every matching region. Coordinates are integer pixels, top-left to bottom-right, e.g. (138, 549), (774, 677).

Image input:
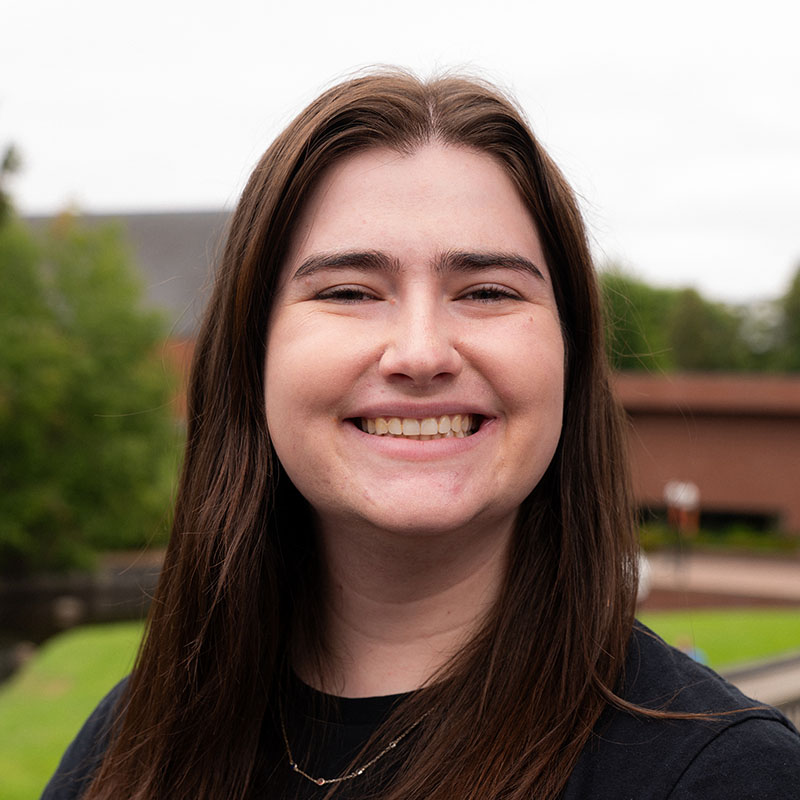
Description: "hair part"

(85, 69), (639, 800)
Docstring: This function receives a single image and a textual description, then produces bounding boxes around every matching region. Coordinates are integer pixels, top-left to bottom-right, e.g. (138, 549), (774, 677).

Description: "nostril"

(378, 331), (462, 384)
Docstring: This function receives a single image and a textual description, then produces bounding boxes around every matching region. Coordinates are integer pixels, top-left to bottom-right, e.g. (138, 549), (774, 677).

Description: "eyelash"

(460, 284), (521, 303)
(314, 283), (521, 304)
(314, 286), (377, 303)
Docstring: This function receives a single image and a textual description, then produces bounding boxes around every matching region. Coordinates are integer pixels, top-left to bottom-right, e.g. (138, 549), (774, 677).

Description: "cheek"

(264, 312), (363, 428)
(488, 317), (565, 408)
(264, 330), (320, 490)
(265, 318), (301, 431)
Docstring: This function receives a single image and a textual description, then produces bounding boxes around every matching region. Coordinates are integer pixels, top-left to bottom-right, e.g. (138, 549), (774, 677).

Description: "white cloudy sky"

(3, 0), (798, 303)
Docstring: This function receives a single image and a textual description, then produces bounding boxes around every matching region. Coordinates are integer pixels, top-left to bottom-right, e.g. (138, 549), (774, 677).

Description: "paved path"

(725, 655), (800, 708)
(647, 552), (800, 603)
(724, 654), (800, 726)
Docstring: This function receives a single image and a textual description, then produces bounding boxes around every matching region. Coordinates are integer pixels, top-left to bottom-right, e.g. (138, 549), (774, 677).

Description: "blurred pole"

(664, 480), (700, 572)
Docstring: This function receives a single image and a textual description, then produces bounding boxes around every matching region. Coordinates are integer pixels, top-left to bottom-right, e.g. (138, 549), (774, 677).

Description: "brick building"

(615, 373), (800, 533)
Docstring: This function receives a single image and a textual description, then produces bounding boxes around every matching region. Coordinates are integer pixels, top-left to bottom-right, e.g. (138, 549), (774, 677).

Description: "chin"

(324, 496), (518, 540)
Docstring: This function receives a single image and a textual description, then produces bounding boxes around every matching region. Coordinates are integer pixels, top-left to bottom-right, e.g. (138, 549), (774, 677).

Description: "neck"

(295, 515), (514, 698)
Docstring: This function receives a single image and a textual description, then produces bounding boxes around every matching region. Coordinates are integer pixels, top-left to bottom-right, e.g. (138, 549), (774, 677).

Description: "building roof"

(26, 210), (230, 337)
(614, 373), (800, 416)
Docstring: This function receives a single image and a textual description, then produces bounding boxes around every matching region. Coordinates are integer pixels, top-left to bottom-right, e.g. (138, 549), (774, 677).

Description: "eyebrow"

(436, 250), (546, 280)
(292, 249), (545, 281)
(292, 250), (401, 279)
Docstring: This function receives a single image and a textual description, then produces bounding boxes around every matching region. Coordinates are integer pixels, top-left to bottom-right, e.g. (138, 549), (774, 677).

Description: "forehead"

(282, 144), (546, 274)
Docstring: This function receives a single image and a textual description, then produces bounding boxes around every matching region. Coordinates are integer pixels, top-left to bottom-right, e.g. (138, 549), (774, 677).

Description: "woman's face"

(265, 144), (564, 539)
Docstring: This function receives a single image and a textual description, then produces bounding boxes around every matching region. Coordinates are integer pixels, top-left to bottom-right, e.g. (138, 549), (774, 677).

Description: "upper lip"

(347, 403), (493, 419)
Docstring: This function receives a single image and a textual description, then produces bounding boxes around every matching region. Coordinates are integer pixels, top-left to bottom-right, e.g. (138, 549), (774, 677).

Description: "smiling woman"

(265, 145), (564, 561)
(42, 71), (799, 800)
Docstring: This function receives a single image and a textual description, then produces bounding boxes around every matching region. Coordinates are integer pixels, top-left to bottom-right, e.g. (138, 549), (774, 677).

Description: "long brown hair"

(85, 70), (638, 800)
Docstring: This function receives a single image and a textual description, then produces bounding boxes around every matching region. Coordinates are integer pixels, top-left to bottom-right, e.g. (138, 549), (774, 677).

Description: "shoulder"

(40, 678), (129, 800)
(564, 623), (800, 800)
(669, 715), (800, 797)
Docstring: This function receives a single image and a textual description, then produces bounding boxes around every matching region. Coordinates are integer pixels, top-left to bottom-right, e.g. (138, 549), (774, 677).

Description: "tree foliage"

(600, 265), (800, 373)
(0, 213), (179, 574)
(666, 288), (749, 371)
(601, 269), (678, 371)
(0, 145), (22, 226)
(778, 264), (800, 371)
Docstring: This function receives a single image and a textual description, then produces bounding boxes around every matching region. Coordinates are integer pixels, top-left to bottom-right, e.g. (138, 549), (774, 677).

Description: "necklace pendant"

(315, 778), (325, 786)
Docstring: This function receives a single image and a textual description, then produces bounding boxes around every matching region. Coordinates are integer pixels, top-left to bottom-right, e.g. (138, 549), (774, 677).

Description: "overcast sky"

(3, 0), (798, 303)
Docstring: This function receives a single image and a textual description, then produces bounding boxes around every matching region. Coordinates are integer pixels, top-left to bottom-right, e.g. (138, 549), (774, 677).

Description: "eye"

(459, 284), (521, 303)
(314, 285), (380, 303)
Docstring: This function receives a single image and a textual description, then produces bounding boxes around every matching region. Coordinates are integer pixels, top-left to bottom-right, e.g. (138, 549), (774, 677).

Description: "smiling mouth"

(354, 414), (481, 439)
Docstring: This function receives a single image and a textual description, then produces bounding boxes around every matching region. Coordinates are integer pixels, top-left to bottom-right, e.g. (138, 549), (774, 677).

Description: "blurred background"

(1, 0), (799, 796)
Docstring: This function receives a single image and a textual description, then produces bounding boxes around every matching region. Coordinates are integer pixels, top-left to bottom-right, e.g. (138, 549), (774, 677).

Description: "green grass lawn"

(2, 610), (799, 799)
(639, 608), (800, 670)
(0, 621), (144, 800)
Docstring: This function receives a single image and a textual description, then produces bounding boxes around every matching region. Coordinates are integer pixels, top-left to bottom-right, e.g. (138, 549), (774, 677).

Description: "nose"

(378, 297), (462, 387)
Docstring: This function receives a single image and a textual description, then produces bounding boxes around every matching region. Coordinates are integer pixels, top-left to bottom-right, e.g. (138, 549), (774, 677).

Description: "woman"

(44, 71), (799, 800)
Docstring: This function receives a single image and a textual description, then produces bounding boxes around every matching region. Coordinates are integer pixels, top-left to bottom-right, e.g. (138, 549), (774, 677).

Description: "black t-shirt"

(41, 624), (800, 799)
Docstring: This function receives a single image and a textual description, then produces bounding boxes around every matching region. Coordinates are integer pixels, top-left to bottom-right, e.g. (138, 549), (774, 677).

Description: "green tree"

(0, 145), (22, 225)
(600, 269), (679, 371)
(778, 264), (800, 371)
(666, 288), (749, 371)
(0, 213), (179, 574)
(735, 300), (783, 372)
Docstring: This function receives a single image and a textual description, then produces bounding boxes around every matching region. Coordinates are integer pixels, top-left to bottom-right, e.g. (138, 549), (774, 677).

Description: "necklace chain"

(279, 700), (432, 787)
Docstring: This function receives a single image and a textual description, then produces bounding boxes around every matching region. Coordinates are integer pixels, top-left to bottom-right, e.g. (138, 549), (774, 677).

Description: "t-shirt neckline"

(290, 671), (414, 727)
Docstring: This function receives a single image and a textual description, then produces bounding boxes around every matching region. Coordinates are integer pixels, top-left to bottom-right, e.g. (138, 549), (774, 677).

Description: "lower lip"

(343, 418), (494, 461)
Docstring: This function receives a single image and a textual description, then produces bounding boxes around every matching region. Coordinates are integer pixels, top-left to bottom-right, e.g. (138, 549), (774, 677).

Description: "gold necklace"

(279, 701), (432, 787)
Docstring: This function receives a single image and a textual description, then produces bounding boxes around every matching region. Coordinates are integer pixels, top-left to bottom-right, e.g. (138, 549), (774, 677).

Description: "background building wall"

(616, 374), (800, 532)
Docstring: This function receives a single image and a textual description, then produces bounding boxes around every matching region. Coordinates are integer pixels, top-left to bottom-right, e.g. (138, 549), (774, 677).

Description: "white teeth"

(420, 417), (438, 436)
(359, 414), (477, 439)
(402, 418), (421, 435)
